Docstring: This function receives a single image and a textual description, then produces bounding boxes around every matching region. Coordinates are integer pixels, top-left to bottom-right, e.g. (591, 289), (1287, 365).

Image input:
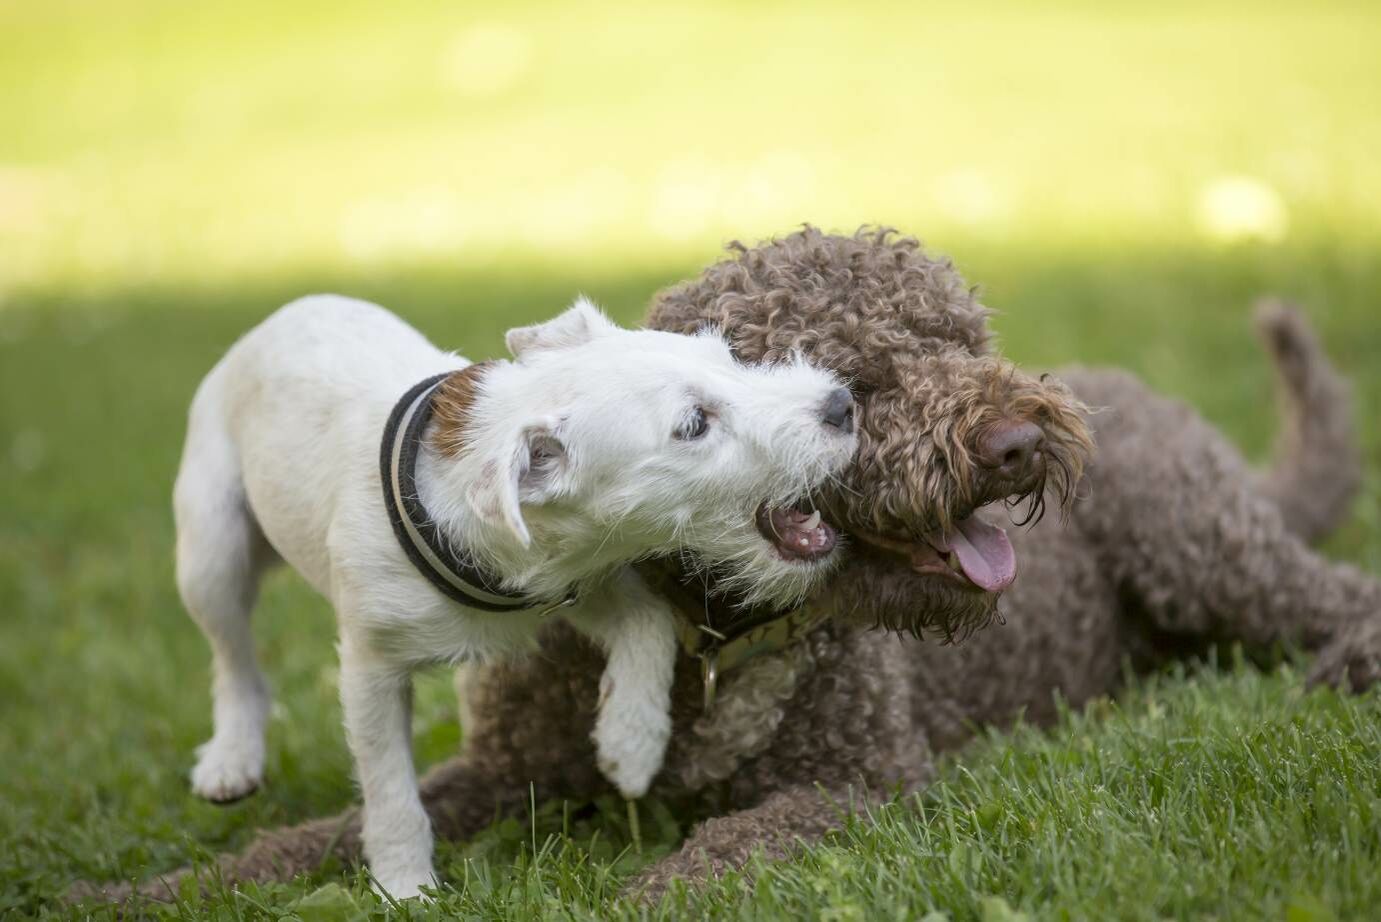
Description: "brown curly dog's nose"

(977, 419), (1045, 485)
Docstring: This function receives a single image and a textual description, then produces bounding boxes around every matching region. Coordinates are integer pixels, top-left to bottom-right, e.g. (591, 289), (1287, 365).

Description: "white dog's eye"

(676, 406), (710, 441)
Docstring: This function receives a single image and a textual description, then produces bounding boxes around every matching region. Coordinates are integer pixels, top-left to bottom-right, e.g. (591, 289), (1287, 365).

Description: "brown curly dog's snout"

(976, 418), (1045, 496)
(839, 353), (1091, 543)
(977, 419), (1044, 483)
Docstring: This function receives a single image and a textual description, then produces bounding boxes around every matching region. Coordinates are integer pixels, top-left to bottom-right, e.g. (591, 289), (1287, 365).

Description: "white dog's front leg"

(338, 640), (435, 900)
(569, 573), (678, 799)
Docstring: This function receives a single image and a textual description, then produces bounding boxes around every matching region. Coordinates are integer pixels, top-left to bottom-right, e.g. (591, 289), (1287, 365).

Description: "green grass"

(3, 0), (1381, 919)
(2, 246), (1379, 921)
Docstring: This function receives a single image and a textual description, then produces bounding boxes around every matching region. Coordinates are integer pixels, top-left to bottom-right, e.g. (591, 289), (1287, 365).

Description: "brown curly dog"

(77, 228), (1381, 906)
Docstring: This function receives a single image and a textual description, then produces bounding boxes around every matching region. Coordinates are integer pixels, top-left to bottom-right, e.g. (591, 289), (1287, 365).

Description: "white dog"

(172, 294), (856, 898)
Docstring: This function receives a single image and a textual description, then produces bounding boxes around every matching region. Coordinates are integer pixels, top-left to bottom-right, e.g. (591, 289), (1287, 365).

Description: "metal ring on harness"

(699, 649), (719, 715)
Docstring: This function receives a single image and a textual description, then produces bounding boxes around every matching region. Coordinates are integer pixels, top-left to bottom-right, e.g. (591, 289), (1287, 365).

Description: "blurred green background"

(3, 0), (1380, 289)
(2, 1), (1380, 918)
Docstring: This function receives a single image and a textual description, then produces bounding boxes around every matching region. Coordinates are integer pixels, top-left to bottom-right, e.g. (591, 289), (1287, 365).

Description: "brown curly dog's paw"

(62, 879), (133, 907)
(620, 852), (716, 906)
(1308, 620), (1381, 693)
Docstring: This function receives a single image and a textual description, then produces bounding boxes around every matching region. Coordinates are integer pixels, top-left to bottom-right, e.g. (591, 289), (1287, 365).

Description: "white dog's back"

(180, 295), (462, 595)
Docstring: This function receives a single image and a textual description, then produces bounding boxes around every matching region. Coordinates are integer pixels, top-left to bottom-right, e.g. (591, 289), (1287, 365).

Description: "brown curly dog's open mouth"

(851, 512), (1016, 592)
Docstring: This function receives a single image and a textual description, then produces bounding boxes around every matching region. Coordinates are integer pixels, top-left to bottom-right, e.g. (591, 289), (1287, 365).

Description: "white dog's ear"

(468, 423), (569, 548)
(506, 297), (617, 359)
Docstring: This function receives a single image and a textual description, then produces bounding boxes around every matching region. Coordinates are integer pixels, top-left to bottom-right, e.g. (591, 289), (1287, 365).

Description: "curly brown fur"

(651, 228), (1092, 641)
(626, 784), (866, 903)
(76, 228), (1380, 908)
(1251, 299), (1362, 543)
(651, 228), (1090, 532)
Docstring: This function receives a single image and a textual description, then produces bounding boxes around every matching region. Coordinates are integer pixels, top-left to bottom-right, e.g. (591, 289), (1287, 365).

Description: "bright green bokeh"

(2, 0), (1380, 293)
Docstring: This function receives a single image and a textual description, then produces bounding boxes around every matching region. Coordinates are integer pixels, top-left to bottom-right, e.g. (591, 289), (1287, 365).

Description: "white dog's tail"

(1253, 299), (1361, 545)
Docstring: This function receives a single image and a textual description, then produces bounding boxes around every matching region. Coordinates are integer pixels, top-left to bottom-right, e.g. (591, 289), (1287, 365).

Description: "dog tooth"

(803, 510), (822, 531)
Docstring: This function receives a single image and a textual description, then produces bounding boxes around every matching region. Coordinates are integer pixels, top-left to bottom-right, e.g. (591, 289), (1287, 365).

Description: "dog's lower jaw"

(710, 556), (841, 613)
(826, 552), (1001, 642)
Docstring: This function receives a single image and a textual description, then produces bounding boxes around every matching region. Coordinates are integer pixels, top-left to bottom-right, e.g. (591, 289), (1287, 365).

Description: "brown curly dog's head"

(647, 226), (1093, 640)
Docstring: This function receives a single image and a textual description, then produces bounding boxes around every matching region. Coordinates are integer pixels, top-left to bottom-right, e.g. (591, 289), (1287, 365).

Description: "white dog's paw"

(190, 736), (263, 803)
(592, 684), (671, 799)
(369, 865), (438, 901)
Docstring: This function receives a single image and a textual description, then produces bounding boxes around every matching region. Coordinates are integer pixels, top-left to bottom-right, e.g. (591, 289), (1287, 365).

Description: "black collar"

(636, 558), (797, 650)
(380, 372), (562, 613)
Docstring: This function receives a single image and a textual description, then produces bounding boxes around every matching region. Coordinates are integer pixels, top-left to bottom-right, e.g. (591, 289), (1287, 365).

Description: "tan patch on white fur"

(432, 361), (495, 457)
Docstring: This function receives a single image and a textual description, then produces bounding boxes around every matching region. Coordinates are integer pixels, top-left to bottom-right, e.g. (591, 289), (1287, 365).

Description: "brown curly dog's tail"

(1254, 299), (1361, 544)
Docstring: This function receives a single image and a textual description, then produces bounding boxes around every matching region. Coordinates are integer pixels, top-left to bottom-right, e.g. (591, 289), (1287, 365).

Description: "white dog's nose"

(820, 387), (855, 434)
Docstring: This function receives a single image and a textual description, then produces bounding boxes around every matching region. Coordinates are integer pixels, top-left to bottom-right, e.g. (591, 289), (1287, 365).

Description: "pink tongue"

(946, 516), (1016, 592)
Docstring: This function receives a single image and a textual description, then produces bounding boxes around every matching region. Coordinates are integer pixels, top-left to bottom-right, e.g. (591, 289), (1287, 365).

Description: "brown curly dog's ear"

(646, 278), (727, 338)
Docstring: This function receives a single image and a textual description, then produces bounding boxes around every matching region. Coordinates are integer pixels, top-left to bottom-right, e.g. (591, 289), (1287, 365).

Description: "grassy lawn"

(2, 248), (1379, 921)
(3, 1), (1381, 919)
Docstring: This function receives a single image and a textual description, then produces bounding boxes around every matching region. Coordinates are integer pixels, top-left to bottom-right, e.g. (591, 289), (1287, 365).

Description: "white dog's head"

(428, 298), (857, 609)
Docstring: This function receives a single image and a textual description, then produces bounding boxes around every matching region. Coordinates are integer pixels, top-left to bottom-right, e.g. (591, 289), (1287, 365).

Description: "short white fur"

(172, 294), (855, 898)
